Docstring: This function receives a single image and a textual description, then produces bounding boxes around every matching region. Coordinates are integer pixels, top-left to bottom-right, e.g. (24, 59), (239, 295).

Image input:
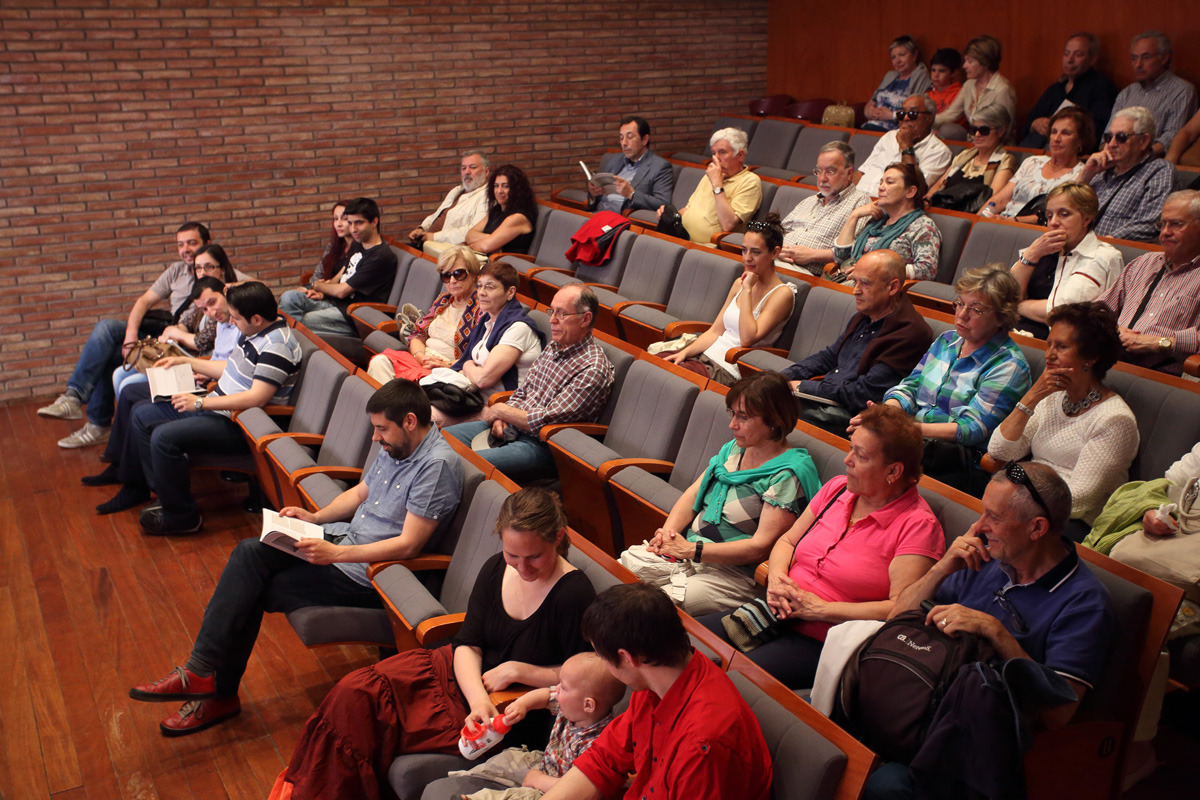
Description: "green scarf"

(848, 209), (925, 264)
(694, 439), (821, 525)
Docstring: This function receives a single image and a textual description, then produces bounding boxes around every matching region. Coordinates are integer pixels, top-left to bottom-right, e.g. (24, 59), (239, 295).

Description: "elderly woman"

(934, 35), (1017, 142)
(986, 107), (1093, 222)
(928, 48), (964, 117)
(366, 244), (482, 384)
(662, 216), (798, 385)
(862, 36), (933, 132)
(833, 162), (942, 281)
(419, 262), (544, 426)
(989, 303), (1138, 535)
(926, 106), (1017, 212)
(698, 404), (945, 689)
(619, 372), (820, 616)
(465, 164), (537, 256)
(872, 264), (1031, 494)
(280, 488), (596, 799)
(1010, 182), (1123, 338)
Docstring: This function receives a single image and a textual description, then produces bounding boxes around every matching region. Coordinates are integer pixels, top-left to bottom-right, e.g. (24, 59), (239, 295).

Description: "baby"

(452, 651), (626, 800)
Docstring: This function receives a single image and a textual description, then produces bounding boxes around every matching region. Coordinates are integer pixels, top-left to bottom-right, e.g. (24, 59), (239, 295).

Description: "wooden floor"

(0, 399), (376, 800)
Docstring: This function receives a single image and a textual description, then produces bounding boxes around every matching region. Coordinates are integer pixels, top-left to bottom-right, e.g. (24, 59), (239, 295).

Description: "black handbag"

(655, 204), (690, 240)
(1014, 192), (1049, 225)
(421, 382), (484, 419)
(930, 173), (993, 214)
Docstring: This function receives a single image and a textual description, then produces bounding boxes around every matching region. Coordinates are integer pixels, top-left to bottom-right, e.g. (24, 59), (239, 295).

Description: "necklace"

(1062, 387), (1102, 416)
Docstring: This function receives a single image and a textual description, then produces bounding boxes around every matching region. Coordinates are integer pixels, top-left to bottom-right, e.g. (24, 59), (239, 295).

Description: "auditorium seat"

(348, 254), (442, 336)
(745, 118), (804, 170)
(347, 246), (416, 334)
(716, 183), (821, 253)
(629, 166), (705, 226)
(734, 282), (858, 377)
(756, 124), (852, 183)
(927, 209), (973, 284)
(586, 233), (687, 337)
(527, 225), (638, 304)
(847, 130), (885, 170)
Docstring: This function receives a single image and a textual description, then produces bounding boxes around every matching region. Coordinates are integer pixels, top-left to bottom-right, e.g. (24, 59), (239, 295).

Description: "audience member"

(985, 107), (1093, 222)
(1098, 190), (1200, 375)
(862, 36), (933, 132)
(1010, 182), (1123, 338)
(466, 164), (538, 257)
(934, 36), (1017, 142)
(540, 583), (773, 800)
(1107, 30), (1197, 157)
(927, 48), (964, 117)
(926, 105), (1016, 212)
(835, 162), (942, 281)
(313, 200), (353, 282)
(444, 284), (614, 483)
(279, 196), (399, 337)
(988, 303), (1138, 533)
(1167, 108), (1200, 167)
(783, 249), (933, 432)
(409, 150), (492, 256)
(874, 264), (1031, 494)
(1085, 441), (1200, 555)
(665, 127), (762, 244)
(700, 404), (945, 688)
(1019, 32), (1117, 150)
(856, 94), (952, 197)
(661, 216), (798, 385)
(586, 116), (674, 215)
(366, 245), (482, 384)
(1083, 106), (1175, 242)
(38, 222), (210, 449)
(778, 141), (872, 273)
(619, 372), (819, 616)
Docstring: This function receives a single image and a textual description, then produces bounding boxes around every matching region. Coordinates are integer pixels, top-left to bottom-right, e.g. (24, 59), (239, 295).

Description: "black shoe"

(96, 485), (151, 515)
(82, 464), (121, 486)
(139, 506), (203, 536)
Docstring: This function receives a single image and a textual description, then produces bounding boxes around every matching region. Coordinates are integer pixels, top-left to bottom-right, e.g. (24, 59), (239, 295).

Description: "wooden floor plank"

(0, 586), (52, 800)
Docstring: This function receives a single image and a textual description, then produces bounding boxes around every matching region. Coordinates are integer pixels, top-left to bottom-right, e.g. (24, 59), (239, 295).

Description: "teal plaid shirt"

(884, 330), (1031, 447)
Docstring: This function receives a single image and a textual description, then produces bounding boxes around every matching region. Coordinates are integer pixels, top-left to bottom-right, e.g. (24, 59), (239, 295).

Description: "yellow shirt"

(681, 168), (763, 245)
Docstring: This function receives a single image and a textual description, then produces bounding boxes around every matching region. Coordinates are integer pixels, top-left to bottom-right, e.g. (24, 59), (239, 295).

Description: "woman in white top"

(1010, 182), (1123, 339)
(933, 35), (1017, 142)
(988, 302), (1139, 533)
(985, 107), (1093, 222)
(662, 215), (797, 386)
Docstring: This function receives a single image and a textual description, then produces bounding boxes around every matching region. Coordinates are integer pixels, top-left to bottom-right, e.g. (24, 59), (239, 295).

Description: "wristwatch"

(693, 540), (704, 562)
(901, 147), (916, 157)
(1018, 254), (1037, 267)
(194, 398), (204, 412)
(1159, 336), (1174, 351)
(712, 187), (725, 195)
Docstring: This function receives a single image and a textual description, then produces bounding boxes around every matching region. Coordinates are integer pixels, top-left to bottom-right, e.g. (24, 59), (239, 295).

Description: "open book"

(147, 363), (197, 402)
(793, 390), (842, 407)
(580, 161), (621, 194)
(260, 509), (324, 556)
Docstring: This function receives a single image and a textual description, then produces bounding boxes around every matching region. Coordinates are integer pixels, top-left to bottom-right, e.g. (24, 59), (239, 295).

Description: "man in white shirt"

(408, 150), (491, 256)
(855, 95), (951, 197)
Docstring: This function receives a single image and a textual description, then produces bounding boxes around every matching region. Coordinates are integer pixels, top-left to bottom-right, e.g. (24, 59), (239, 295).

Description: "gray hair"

(1114, 106), (1157, 139)
(462, 149), (490, 169)
(970, 104), (1012, 136)
(991, 462), (1072, 534)
(955, 264), (1021, 330)
(1164, 190), (1200, 220)
(1067, 31), (1100, 59)
(568, 284), (600, 327)
(889, 35), (918, 55)
(908, 93), (937, 115)
(818, 140), (856, 169)
(710, 126), (748, 155)
(1132, 29), (1172, 57)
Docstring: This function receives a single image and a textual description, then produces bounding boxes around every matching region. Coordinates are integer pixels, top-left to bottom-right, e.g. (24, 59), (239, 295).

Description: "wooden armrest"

(663, 319), (711, 338)
(821, 261), (838, 277)
(611, 300), (667, 317)
(259, 405), (295, 417)
(378, 320), (398, 334)
(348, 301), (398, 316)
(415, 612), (467, 645)
(251, 429), (316, 453)
(527, 266), (574, 281)
(979, 453), (1003, 474)
(1185, 353), (1200, 378)
(754, 562), (769, 586)
(725, 346), (787, 364)
(597, 457), (674, 482)
(271, 431), (325, 448)
(540, 422), (609, 442)
(709, 230), (737, 245)
(488, 391), (515, 406)
(489, 687), (534, 712)
(366, 554), (453, 580)
(287, 465), (363, 486)
(490, 252), (537, 263)
(583, 282), (619, 293)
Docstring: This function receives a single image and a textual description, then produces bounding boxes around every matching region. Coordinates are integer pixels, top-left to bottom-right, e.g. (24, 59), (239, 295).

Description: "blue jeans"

(443, 421), (557, 484)
(278, 290), (356, 337)
(861, 762), (915, 800)
(112, 364), (147, 399)
(67, 319), (127, 426)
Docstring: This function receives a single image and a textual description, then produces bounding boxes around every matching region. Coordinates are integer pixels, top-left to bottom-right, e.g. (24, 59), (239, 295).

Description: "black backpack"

(834, 610), (993, 764)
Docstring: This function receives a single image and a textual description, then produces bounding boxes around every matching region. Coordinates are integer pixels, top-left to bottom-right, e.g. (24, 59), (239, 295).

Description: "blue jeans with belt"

(443, 421), (557, 483)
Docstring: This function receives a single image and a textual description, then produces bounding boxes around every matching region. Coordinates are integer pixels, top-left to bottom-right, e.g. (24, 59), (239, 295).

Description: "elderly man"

(586, 116), (674, 215)
(663, 127), (762, 244)
(867, 463), (1114, 798)
(1020, 32), (1117, 150)
(444, 284), (615, 482)
(777, 141), (871, 272)
(855, 95), (951, 197)
(408, 150), (491, 256)
(782, 250), (932, 432)
(127, 379), (463, 736)
(1098, 190), (1200, 375)
(1082, 106), (1175, 242)
(1106, 30), (1197, 157)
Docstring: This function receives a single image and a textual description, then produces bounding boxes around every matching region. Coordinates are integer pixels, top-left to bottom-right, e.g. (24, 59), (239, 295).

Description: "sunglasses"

(966, 125), (994, 137)
(1101, 131), (1140, 145)
(1004, 461), (1051, 521)
(992, 590), (1030, 635)
(894, 110), (931, 121)
(439, 268), (470, 283)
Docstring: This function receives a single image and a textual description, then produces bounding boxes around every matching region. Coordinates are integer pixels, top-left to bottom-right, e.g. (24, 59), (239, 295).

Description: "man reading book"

(127, 378), (464, 737)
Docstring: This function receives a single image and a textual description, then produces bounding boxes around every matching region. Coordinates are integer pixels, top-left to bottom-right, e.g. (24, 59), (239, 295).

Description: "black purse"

(421, 382), (484, 419)
(930, 173), (993, 214)
(655, 204), (690, 240)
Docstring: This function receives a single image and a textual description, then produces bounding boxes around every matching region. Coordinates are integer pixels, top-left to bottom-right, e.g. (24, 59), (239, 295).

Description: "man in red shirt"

(540, 583), (772, 800)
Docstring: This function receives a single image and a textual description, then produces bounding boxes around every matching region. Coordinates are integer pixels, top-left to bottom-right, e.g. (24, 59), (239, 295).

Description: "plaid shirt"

(781, 185), (870, 251)
(1098, 251), (1200, 374)
(540, 689), (614, 778)
(1089, 156), (1174, 242)
(1108, 70), (1199, 149)
(510, 334), (614, 434)
(884, 330), (1031, 447)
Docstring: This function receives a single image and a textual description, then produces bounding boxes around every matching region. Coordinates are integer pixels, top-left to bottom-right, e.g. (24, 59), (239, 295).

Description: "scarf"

(849, 209), (925, 264)
(451, 298), (545, 391)
(694, 439), (821, 526)
(413, 290), (480, 359)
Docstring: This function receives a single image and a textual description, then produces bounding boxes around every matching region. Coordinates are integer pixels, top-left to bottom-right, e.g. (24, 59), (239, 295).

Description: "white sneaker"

(58, 422), (110, 449)
(37, 393), (83, 420)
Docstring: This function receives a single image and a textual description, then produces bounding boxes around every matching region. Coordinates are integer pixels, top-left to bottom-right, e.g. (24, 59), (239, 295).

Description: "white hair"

(710, 127), (748, 155)
(1114, 106), (1156, 139)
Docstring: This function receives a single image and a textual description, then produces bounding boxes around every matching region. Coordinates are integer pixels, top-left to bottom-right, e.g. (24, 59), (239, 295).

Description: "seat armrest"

(490, 687), (535, 712)
(271, 431), (325, 448)
(979, 453), (1003, 473)
(287, 465), (363, 486)
(1185, 353), (1200, 378)
(366, 554), (453, 580)
(611, 300), (667, 317)
(490, 252), (537, 263)
(663, 319), (711, 338)
(597, 457), (674, 482)
(754, 561), (769, 586)
(348, 302), (398, 316)
(709, 230), (736, 245)
(378, 320), (399, 334)
(415, 612), (468, 646)
(540, 422), (609, 442)
(527, 266), (574, 280)
(583, 282), (620, 293)
(259, 405), (295, 417)
(726, 346), (787, 364)
(488, 391), (515, 406)
(251, 430), (315, 453)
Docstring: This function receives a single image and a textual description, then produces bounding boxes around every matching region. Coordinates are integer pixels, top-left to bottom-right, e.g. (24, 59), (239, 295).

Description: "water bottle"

(457, 714), (513, 760)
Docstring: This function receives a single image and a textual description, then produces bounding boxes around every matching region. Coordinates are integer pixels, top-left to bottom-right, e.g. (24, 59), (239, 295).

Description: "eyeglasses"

(1155, 218), (1192, 232)
(895, 110), (931, 121)
(992, 590), (1030, 635)
(726, 408), (759, 423)
(812, 166), (843, 177)
(951, 298), (993, 319)
(1101, 131), (1140, 145)
(966, 125), (994, 137)
(1004, 461), (1051, 521)
(439, 268), (470, 283)
(547, 308), (585, 320)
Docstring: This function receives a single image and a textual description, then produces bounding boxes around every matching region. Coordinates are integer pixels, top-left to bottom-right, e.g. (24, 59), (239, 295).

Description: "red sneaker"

(159, 697), (241, 737)
(129, 666), (217, 702)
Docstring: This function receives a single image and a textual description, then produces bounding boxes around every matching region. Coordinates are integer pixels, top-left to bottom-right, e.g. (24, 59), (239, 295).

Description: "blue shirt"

(936, 538), (1114, 689)
(329, 426), (463, 586)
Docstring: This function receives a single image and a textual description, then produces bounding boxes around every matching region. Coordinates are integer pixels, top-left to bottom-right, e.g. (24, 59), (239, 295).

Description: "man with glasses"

(854, 94), (951, 198)
(585, 116), (673, 215)
(1097, 190), (1200, 375)
(1082, 106), (1175, 242)
(777, 141), (872, 272)
(444, 284), (614, 482)
(408, 150), (492, 257)
(1106, 30), (1196, 158)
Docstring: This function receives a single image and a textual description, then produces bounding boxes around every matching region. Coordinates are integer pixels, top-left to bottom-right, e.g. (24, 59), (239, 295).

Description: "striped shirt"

(781, 185), (870, 252)
(211, 319), (302, 416)
(511, 335), (615, 434)
(1107, 70), (1199, 149)
(1090, 156), (1174, 242)
(1098, 251), (1200, 374)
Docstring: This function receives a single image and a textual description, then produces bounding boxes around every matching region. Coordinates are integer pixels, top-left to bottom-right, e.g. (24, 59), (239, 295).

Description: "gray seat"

(363, 327), (404, 357)
(720, 183), (820, 251)
(525, 203), (555, 255)
(530, 227), (639, 300)
(928, 211), (973, 284)
(297, 442), (381, 511)
(951, 218), (1042, 286)
(616, 248), (742, 348)
(344, 248), (416, 333)
(737, 285), (858, 376)
(591, 233), (687, 309)
(1105, 238), (1159, 268)
(630, 166), (705, 225)
(787, 125), (852, 177)
(1105, 370), (1200, 483)
(493, 208), (582, 276)
(672, 116), (760, 164)
(754, 180), (779, 222)
(847, 131), (885, 171)
(746, 118), (803, 169)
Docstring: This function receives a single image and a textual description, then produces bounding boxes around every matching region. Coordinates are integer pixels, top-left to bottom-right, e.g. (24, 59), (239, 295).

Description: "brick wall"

(0, 0), (767, 403)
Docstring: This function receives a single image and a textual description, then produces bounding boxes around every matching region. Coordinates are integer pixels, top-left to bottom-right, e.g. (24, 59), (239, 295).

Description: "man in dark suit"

(585, 115), (674, 214)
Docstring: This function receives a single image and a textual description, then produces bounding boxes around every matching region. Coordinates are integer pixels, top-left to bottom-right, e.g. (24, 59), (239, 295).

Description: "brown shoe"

(129, 666), (217, 702)
(159, 697), (241, 737)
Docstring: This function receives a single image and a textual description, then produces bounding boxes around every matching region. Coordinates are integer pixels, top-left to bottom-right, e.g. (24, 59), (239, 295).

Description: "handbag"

(421, 382), (485, 419)
(1014, 192), (1049, 225)
(655, 204), (690, 240)
(122, 338), (187, 374)
(821, 104), (856, 128)
(930, 173), (993, 213)
(1110, 487), (1200, 599)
